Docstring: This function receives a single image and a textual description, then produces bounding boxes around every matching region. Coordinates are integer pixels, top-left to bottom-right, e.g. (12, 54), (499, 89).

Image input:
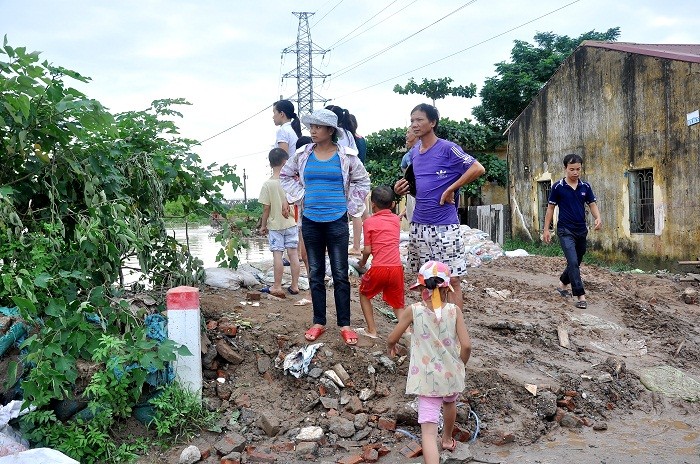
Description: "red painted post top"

(166, 286), (200, 310)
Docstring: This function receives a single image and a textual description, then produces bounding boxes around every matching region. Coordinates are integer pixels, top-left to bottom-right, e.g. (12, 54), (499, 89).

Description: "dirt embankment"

(142, 255), (700, 463)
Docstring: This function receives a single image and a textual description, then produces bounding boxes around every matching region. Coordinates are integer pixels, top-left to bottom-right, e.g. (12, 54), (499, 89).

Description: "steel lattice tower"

(282, 12), (328, 117)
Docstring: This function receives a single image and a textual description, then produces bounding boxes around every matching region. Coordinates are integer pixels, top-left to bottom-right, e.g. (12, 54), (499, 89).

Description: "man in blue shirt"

(543, 154), (602, 309)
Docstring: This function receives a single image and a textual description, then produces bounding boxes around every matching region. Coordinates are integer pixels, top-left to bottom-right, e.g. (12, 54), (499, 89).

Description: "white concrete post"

(166, 286), (202, 398)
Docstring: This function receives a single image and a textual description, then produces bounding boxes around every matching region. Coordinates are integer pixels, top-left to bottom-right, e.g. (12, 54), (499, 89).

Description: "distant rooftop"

(582, 41), (700, 64)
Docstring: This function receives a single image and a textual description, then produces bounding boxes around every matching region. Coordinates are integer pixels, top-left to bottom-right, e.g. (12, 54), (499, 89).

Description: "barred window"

(537, 181), (552, 231)
(628, 168), (654, 233)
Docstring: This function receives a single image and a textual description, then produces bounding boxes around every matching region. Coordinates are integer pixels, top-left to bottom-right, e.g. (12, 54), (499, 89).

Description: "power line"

(202, 1), (580, 146)
(326, 0), (402, 50)
(311, 0), (345, 28)
(230, 149), (269, 160)
(328, 1), (478, 80)
(198, 104), (271, 144)
(330, 0), (582, 99)
(329, 0), (418, 51)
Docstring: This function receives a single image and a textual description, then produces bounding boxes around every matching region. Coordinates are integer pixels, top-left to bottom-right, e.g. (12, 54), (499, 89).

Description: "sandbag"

(204, 267), (259, 290)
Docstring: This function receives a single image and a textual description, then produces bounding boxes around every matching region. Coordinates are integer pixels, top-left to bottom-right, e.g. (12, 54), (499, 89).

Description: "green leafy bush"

(0, 38), (237, 463)
(20, 409), (147, 464)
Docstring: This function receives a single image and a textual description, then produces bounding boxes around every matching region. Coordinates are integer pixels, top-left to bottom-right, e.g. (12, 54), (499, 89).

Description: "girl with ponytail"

(325, 104), (357, 151)
(273, 100), (302, 155)
(387, 261), (472, 462)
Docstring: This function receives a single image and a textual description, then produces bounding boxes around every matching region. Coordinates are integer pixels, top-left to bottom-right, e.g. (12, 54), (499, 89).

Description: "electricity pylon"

(281, 12), (329, 117)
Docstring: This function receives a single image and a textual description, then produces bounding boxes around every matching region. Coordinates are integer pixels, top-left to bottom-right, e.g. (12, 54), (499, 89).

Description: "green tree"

(472, 28), (621, 133)
(1, 38), (236, 462)
(393, 77), (476, 106)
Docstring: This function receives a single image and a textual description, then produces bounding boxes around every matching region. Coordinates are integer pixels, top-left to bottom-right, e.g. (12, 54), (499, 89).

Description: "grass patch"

(503, 238), (563, 257)
(503, 238), (636, 273)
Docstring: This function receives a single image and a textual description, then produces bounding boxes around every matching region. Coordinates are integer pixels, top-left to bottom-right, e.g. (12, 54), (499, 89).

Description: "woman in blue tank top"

(279, 109), (371, 346)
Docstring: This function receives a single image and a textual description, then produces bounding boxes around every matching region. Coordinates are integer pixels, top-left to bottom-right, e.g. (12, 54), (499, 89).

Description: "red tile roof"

(582, 41), (700, 64)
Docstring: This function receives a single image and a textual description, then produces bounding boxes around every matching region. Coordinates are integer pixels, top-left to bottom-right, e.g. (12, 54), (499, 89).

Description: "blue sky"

(3, 0), (699, 198)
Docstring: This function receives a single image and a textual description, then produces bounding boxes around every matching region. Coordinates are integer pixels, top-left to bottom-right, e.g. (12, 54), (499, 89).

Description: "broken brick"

(400, 440), (423, 458)
(362, 447), (379, 463)
(336, 455), (364, 464)
(218, 321), (238, 336)
(557, 397), (576, 411)
(270, 442), (295, 452)
(378, 416), (396, 431)
(452, 423), (472, 442)
(245, 447), (276, 463)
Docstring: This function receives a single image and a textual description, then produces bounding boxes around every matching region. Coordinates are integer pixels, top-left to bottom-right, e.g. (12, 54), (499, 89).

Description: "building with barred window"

(506, 41), (700, 264)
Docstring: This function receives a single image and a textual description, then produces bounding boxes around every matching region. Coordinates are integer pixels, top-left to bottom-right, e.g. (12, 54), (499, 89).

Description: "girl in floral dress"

(387, 261), (472, 463)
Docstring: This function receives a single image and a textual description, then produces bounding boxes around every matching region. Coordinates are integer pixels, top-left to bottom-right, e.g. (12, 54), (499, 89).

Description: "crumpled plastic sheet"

(204, 267), (259, 290)
(144, 313), (167, 342)
(0, 307), (19, 318)
(0, 400), (35, 457)
(0, 307), (27, 358)
(505, 249), (530, 257)
(112, 313), (174, 386)
(399, 226), (504, 268)
(0, 448), (79, 463)
(282, 343), (323, 378)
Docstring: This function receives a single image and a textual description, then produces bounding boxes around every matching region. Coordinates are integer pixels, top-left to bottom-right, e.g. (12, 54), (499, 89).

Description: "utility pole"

(282, 12), (329, 116)
(242, 168), (248, 209)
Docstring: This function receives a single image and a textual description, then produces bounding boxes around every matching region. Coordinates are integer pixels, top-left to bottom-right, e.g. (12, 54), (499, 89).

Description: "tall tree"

(472, 28), (621, 133)
(393, 77), (476, 106)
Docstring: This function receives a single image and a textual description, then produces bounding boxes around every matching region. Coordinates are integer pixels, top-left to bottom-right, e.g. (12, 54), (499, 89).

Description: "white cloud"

(4, 0), (699, 199)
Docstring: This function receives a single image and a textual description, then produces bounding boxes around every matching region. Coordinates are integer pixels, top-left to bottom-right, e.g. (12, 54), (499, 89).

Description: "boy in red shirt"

(357, 185), (405, 338)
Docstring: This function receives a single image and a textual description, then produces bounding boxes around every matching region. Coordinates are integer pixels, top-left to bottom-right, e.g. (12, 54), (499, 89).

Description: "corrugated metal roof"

(581, 41), (700, 64)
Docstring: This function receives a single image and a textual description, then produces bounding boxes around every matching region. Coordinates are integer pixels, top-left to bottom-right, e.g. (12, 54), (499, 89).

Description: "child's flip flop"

(355, 328), (378, 339)
(442, 438), (457, 452)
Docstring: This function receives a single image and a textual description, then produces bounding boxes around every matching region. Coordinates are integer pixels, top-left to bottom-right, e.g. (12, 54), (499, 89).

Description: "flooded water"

(166, 225), (273, 267)
(121, 225), (273, 286)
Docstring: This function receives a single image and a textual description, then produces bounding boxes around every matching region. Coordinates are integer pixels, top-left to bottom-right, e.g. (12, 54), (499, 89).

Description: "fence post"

(166, 286), (202, 398)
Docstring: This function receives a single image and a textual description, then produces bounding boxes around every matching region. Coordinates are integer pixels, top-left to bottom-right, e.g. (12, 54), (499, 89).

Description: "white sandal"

(355, 327), (378, 339)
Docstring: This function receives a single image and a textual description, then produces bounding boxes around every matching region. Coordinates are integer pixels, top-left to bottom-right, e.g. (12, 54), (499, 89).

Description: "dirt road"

(147, 255), (700, 463)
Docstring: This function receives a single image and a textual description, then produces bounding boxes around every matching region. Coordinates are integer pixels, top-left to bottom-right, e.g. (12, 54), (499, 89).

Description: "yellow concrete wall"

(508, 46), (700, 261)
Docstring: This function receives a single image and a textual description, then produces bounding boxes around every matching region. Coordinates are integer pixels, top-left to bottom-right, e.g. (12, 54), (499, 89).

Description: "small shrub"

(20, 409), (147, 464)
(147, 382), (218, 441)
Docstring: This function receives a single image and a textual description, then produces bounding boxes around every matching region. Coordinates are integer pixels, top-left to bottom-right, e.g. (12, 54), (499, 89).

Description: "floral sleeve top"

(405, 302), (466, 397)
(279, 143), (370, 218)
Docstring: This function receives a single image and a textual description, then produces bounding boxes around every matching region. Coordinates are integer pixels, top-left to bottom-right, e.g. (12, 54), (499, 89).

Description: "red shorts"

(359, 266), (405, 309)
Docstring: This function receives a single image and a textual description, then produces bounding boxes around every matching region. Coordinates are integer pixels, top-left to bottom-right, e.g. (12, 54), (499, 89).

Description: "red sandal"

(340, 328), (358, 346)
(304, 326), (326, 341)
